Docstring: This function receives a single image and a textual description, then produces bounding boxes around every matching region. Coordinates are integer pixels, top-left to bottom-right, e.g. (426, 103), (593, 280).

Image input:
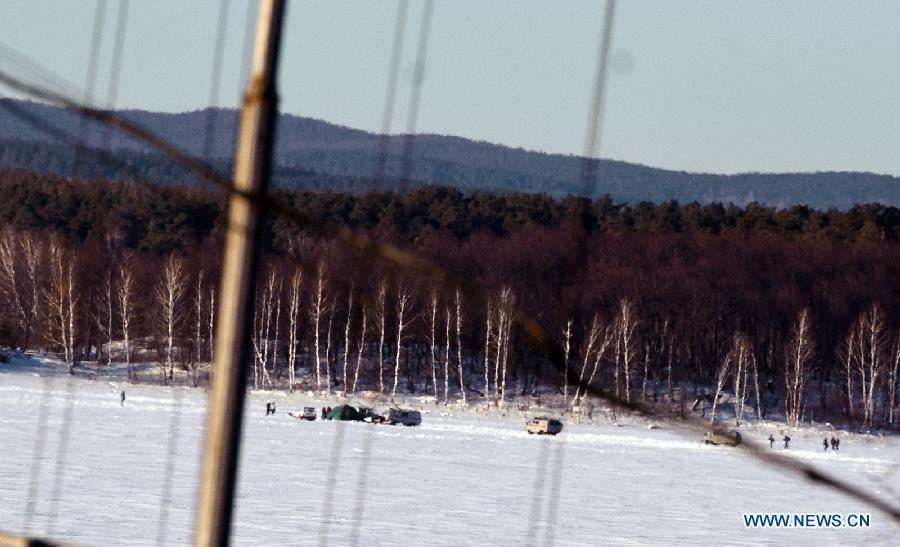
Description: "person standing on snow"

(823, 438), (829, 451)
(120, 390), (125, 406)
(768, 434), (775, 448)
(783, 435), (791, 449)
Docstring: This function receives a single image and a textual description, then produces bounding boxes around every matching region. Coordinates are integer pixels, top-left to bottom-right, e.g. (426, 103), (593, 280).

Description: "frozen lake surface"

(1, 356), (899, 546)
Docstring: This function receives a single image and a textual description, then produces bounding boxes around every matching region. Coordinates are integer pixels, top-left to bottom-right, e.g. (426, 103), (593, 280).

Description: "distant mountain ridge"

(1, 99), (898, 209)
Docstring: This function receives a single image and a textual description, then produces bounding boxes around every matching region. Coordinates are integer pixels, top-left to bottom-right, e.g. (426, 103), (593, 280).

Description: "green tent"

(325, 405), (364, 421)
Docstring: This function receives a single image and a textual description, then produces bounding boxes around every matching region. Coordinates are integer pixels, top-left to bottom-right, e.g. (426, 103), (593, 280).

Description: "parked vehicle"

(526, 417), (563, 435)
(288, 407), (318, 421)
(703, 430), (742, 446)
(359, 407), (386, 423)
(385, 408), (422, 426)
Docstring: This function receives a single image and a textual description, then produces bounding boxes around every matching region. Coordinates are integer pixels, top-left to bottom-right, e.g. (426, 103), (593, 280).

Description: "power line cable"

(371, 0), (410, 192)
(203, 0), (232, 160)
(398, 0), (435, 194)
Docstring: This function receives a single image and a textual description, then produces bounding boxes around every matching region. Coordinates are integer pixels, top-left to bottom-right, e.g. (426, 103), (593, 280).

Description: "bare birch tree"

(455, 289), (466, 404)
(156, 255), (186, 382)
(617, 299), (638, 404)
(483, 300), (493, 400)
(709, 353), (733, 425)
(889, 332), (900, 428)
(341, 288), (354, 396)
(784, 309), (813, 427)
(375, 281), (387, 394)
(391, 287), (412, 400)
(94, 272), (114, 370)
(855, 304), (886, 427)
(309, 263), (327, 393)
(0, 228), (26, 345)
(352, 304), (367, 392)
(428, 291), (439, 401)
(443, 303), (451, 403)
(47, 237), (77, 373)
(562, 318), (573, 407)
(496, 288), (513, 402)
(351, 305), (366, 392)
(21, 232), (41, 349)
(286, 268), (302, 391)
(117, 265), (134, 381)
(574, 315), (613, 407)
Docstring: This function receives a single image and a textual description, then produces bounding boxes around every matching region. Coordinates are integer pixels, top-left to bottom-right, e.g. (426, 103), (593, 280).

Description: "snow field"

(1, 358), (899, 546)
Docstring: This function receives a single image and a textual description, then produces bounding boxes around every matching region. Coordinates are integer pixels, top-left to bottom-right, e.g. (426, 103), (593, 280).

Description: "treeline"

(4, 169), (900, 245)
(1, 170), (900, 428)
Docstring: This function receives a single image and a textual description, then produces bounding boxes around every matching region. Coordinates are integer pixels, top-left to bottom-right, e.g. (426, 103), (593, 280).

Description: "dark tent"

(325, 405), (364, 421)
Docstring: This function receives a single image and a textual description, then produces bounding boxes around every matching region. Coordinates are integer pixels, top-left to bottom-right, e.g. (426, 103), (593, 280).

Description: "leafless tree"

(94, 271), (114, 370)
(352, 304), (367, 393)
(854, 304), (886, 427)
(574, 315), (613, 407)
(47, 236), (76, 373)
(455, 289), (466, 404)
(310, 263), (328, 393)
(193, 271), (204, 383)
(375, 281), (387, 394)
(617, 298), (638, 404)
(428, 290), (439, 401)
(341, 288), (354, 396)
(483, 299), (493, 400)
(784, 309), (814, 427)
(731, 334), (753, 427)
(888, 333), (900, 428)
(391, 287), (413, 400)
(156, 254), (186, 382)
(496, 288), (513, 402)
(117, 264), (134, 381)
(21, 232), (41, 348)
(709, 353), (733, 425)
(562, 318), (573, 407)
(286, 267), (302, 391)
(0, 228), (26, 345)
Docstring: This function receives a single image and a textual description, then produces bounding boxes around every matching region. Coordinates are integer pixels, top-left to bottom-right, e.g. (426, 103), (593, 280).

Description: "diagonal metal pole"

(194, 1), (286, 545)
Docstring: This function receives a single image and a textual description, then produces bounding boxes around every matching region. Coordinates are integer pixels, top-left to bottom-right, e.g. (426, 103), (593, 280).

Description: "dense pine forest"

(2, 169), (900, 428)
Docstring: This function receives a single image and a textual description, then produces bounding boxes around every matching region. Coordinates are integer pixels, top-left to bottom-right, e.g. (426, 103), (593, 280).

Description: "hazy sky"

(1, 1), (899, 175)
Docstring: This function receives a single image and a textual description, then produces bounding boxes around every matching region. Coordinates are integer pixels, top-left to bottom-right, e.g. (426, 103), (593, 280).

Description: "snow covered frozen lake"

(2, 357), (899, 546)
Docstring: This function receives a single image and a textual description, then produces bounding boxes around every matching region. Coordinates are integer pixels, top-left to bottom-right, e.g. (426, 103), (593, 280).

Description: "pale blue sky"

(1, 1), (899, 175)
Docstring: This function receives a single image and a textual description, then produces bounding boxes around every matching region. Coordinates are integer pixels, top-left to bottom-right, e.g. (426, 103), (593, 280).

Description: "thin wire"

(155, 388), (184, 547)
(74, 0), (108, 177)
(541, 439), (567, 547)
(44, 380), (76, 537)
(3, 65), (900, 525)
(539, 4), (618, 532)
(525, 439), (550, 546)
(22, 376), (53, 535)
(371, 0), (410, 192)
(203, 0), (231, 160)
(318, 421), (347, 547)
(347, 427), (375, 546)
(579, 0), (617, 199)
(99, 0), (130, 152)
(237, 0), (257, 100)
(398, 0), (435, 194)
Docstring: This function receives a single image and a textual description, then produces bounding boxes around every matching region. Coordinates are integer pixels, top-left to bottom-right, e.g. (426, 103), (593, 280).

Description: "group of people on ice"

(767, 433), (841, 450)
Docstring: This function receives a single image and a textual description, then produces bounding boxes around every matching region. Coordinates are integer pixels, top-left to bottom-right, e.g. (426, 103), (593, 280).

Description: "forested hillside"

(2, 170), (899, 428)
(2, 99), (900, 208)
